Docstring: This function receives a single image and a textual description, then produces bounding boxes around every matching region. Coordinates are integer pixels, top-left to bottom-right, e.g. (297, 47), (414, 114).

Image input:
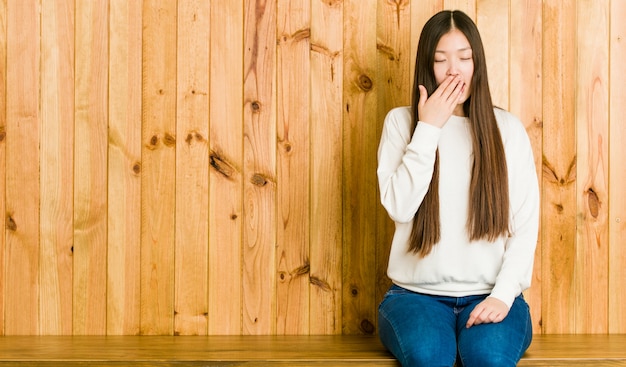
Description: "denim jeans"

(378, 284), (532, 367)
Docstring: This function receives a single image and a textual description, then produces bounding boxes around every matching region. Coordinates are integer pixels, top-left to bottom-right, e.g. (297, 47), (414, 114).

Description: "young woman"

(377, 10), (539, 367)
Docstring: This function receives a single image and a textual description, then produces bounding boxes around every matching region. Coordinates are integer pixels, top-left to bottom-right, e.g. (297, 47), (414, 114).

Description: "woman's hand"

(466, 297), (509, 328)
(417, 75), (465, 128)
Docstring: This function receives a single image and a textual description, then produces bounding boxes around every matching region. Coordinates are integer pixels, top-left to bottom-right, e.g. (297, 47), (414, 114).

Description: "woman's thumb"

(418, 85), (428, 107)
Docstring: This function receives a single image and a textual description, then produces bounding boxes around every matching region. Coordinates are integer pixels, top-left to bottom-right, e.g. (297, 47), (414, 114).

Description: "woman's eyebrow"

(435, 47), (472, 53)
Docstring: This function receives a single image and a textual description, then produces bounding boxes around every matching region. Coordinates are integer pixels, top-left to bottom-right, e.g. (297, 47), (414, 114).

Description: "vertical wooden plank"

(376, 0), (411, 107)
(375, 0), (411, 313)
(174, 0), (209, 336)
(343, 0), (377, 336)
(5, 0), (40, 335)
(541, 0), (577, 334)
(108, 0), (142, 335)
(40, 0), (74, 335)
(410, 0), (443, 92)
(208, 0), (243, 335)
(476, 0), (509, 109)
(275, 0), (311, 335)
(608, 0), (626, 334)
(575, 0), (609, 334)
(74, 0), (109, 335)
(141, 0), (177, 335)
(243, 0), (277, 335)
(0, 0), (8, 336)
(443, 0), (475, 19)
(510, 0), (542, 333)
(310, 0), (342, 335)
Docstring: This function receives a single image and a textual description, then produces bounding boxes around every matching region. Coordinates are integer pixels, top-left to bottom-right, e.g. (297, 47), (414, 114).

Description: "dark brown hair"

(409, 10), (509, 256)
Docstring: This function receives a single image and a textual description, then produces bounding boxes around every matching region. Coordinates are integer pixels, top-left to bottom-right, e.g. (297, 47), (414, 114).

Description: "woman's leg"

(455, 295), (532, 367)
(378, 285), (458, 367)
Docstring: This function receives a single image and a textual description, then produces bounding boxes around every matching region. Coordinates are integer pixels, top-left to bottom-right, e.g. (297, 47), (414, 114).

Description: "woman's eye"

(434, 59), (445, 63)
(460, 57), (472, 61)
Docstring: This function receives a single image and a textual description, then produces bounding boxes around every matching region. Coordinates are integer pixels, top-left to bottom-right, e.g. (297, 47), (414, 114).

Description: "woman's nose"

(447, 64), (459, 76)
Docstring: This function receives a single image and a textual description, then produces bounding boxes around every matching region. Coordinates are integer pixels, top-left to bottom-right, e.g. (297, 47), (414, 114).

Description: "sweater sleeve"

(489, 114), (540, 308)
(377, 107), (441, 223)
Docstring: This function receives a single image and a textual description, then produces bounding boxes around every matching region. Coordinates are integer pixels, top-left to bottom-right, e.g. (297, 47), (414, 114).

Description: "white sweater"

(377, 106), (539, 308)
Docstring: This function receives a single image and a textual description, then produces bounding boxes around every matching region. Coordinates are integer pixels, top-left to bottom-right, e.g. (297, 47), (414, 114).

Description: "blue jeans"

(378, 285), (532, 367)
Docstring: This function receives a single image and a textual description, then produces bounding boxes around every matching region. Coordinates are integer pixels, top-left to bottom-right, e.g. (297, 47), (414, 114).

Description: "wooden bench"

(0, 334), (624, 366)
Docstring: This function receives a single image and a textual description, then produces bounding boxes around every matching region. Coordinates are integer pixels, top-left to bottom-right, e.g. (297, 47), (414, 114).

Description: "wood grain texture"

(140, 0), (177, 335)
(310, 0), (343, 335)
(510, 0), (543, 334)
(4, 0), (41, 335)
(243, 0), (277, 336)
(443, 0), (475, 19)
(0, 335), (398, 366)
(575, 0), (609, 334)
(608, 0), (626, 334)
(0, 335), (625, 366)
(208, 0), (244, 335)
(174, 0), (210, 336)
(73, 0), (109, 336)
(0, 0), (6, 336)
(276, 0), (311, 335)
(40, 0), (74, 336)
(342, 0), (378, 336)
(0, 0), (625, 337)
(375, 0), (411, 309)
(410, 0), (443, 88)
(477, 0), (508, 109)
(107, 0), (142, 336)
(541, 0), (577, 334)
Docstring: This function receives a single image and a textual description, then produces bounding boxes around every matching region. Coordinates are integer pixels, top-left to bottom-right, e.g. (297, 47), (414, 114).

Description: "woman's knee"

(402, 348), (456, 367)
(458, 350), (518, 367)
(378, 308), (456, 367)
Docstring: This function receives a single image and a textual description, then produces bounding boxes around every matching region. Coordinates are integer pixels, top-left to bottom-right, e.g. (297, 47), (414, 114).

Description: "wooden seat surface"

(0, 334), (624, 366)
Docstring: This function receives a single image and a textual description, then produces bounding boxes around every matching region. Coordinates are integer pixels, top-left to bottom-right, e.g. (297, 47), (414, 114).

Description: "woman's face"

(433, 29), (474, 112)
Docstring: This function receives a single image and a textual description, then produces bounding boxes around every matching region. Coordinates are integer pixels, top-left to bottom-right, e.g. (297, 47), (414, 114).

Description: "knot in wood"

(587, 188), (599, 218)
(358, 74), (373, 91)
(6, 215), (17, 231)
(310, 276), (332, 292)
(251, 101), (261, 112)
(163, 133), (176, 147)
(360, 319), (375, 335)
(251, 173), (268, 187)
(132, 162), (141, 174)
(210, 151), (236, 178)
(149, 135), (159, 148)
(186, 131), (205, 144)
(292, 263), (310, 277)
(0, 129), (5, 142)
(322, 0), (342, 7)
(554, 203), (564, 213)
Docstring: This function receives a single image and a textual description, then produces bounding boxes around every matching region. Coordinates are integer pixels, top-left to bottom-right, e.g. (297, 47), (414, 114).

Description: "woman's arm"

(377, 107), (441, 223)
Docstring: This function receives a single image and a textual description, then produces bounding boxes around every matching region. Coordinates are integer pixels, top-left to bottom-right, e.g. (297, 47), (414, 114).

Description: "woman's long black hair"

(408, 10), (509, 256)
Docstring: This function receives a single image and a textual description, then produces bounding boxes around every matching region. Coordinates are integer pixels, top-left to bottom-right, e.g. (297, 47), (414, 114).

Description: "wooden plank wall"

(0, 0), (624, 336)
